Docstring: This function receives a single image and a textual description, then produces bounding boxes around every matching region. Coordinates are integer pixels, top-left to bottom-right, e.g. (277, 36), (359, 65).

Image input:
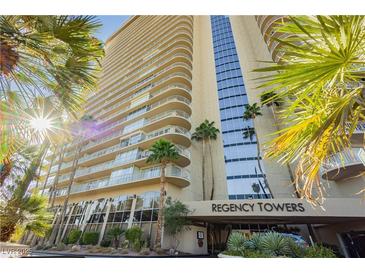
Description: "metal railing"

(55, 164), (190, 197)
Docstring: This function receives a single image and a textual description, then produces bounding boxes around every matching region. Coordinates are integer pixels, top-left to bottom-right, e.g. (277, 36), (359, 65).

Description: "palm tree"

(0, 190), (52, 242)
(260, 92), (298, 197)
(0, 15), (104, 163)
(54, 115), (97, 245)
(0, 15), (104, 241)
(146, 139), (179, 248)
(242, 103), (273, 198)
(191, 120), (220, 200)
(254, 16), (365, 202)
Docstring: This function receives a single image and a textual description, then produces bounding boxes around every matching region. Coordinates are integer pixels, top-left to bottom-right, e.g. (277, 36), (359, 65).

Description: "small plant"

(82, 232), (99, 245)
(164, 197), (191, 250)
(227, 232), (246, 253)
(67, 229), (82, 244)
(243, 233), (262, 251)
(304, 244), (337, 258)
(100, 239), (111, 247)
(287, 238), (305, 258)
(259, 232), (291, 257)
(125, 226), (143, 251)
(106, 227), (125, 248)
(242, 249), (272, 258)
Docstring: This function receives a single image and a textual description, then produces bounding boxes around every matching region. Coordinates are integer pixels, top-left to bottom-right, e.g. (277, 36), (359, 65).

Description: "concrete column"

(127, 196), (137, 229)
(98, 199), (112, 245)
(337, 233), (350, 258)
(80, 201), (93, 233)
(60, 205), (75, 242)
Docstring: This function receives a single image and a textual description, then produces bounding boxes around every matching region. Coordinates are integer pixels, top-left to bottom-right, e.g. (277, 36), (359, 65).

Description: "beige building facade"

(34, 16), (365, 257)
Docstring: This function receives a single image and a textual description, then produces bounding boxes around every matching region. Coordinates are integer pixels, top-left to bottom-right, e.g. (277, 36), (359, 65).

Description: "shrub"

(304, 244), (337, 258)
(259, 232), (291, 257)
(100, 240), (111, 247)
(67, 229), (82, 244)
(106, 227), (125, 248)
(125, 226), (143, 251)
(244, 233), (262, 251)
(287, 238), (305, 258)
(227, 232), (246, 252)
(82, 232), (99, 245)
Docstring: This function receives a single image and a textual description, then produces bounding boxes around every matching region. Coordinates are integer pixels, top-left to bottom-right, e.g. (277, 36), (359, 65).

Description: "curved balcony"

(78, 125), (191, 167)
(74, 144), (190, 182)
(54, 164), (190, 198)
(349, 122), (365, 146)
(76, 109), (191, 156)
(96, 45), (193, 99)
(88, 63), (192, 117)
(321, 148), (365, 181)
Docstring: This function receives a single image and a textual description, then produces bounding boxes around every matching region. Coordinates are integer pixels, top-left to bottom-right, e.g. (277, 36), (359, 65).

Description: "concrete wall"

(163, 225), (208, 254)
(184, 15), (228, 202)
(229, 16), (295, 198)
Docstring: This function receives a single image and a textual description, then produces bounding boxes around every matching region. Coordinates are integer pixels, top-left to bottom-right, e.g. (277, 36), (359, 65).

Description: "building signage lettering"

(211, 202), (305, 213)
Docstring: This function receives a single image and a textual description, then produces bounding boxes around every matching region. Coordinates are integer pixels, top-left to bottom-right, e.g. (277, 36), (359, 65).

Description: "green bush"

(82, 232), (99, 245)
(287, 238), (305, 258)
(243, 233), (262, 251)
(259, 232), (292, 257)
(100, 239), (111, 247)
(304, 244), (337, 258)
(106, 227), (125, 248)
(67, 229), (82, 244)
(125, 226), (143, 251)
(227, 232), (246, 253)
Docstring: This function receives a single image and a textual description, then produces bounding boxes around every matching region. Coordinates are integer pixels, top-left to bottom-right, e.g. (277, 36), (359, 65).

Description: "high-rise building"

(34, 16), (365, 257)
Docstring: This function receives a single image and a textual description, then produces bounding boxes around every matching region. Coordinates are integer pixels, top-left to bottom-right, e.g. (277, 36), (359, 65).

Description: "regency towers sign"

(211, 202), (306, 213)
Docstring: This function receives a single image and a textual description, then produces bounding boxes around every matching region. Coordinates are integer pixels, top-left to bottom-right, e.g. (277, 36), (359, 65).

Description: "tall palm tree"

(242, 103), (273, 198)
(0, 15), (104, 163)
(146, 139), (179, 248)
(260, 92), (298, 197)
(191, 120), (220, 200)
(54, 115), (97, 245)
(254, 16), (365, 202)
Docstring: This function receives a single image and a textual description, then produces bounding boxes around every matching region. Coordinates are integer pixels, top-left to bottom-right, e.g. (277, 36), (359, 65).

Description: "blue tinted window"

(211, 16), (270, 199)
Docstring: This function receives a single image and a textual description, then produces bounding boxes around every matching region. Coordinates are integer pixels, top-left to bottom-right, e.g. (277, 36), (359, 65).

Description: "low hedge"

(82, 232), (100, 245)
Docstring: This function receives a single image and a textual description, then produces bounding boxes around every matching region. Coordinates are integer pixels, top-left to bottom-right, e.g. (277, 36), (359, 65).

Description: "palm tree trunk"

(208, 138), (215, 200)
(155, 163), (166, 247)
(35, 146), (49, 189)
(54, 144), (82, 245)
(202, 139), (206, 200)
(41, 146), (57, 195)
(0, 156), (12, 187)
(252, 119), (273, 198)
(0, 141), (49, 242)
(48, 144), (66, 206)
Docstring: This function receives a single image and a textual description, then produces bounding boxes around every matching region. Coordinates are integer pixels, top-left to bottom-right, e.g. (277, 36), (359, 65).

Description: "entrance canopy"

(184, 198), (365, 224)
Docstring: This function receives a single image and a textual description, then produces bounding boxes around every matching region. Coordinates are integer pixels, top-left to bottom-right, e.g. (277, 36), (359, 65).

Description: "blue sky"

(95, 16), (130, 42)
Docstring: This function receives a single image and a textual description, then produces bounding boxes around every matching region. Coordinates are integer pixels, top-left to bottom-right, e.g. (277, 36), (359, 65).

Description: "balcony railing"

(80, 109), (190, 153)
(55, 164), (190, 197)
(88, 63), (192, 116)
(78, 125), (190, 165)
(75, 144), (190, 180)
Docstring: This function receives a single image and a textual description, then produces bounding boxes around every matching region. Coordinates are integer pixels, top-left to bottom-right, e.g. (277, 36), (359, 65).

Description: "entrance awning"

(184, 198), (365, 224)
